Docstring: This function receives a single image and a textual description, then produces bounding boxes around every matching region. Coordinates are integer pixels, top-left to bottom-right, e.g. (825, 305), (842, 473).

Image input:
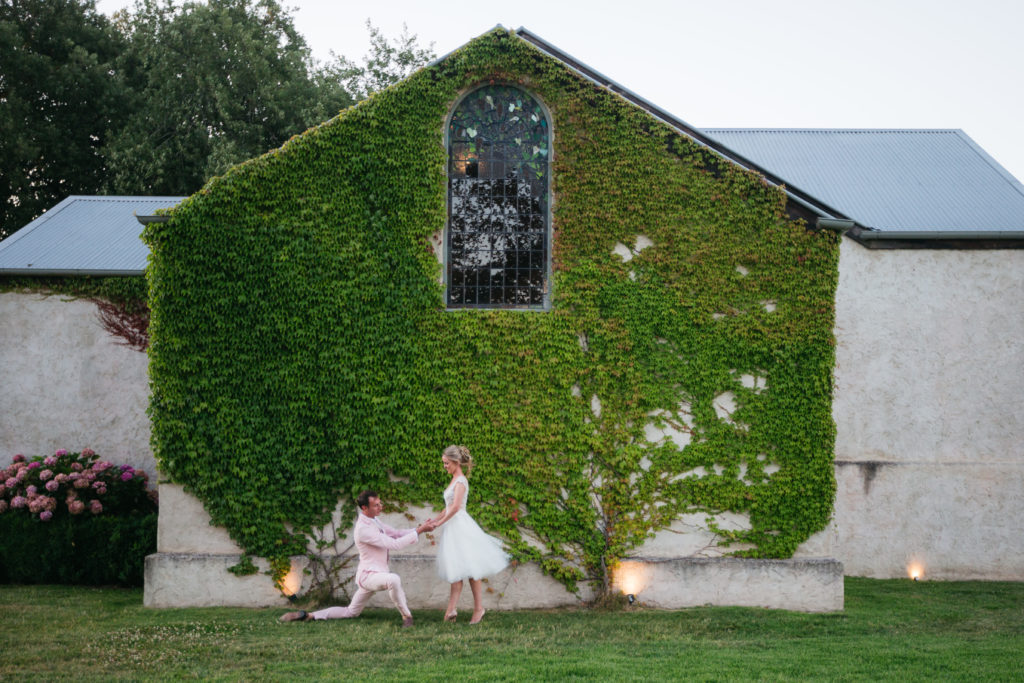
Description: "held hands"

(416, 519), (437, 534)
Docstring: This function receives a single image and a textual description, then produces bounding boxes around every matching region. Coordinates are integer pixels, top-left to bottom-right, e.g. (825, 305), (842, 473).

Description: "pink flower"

(39, 510), (53, 521)
(74, 479), (89, 489)
(71, 463), (83, 472)
(68, 499), (85, 515)
(11, 496), (27, 509)
(12, 454), (25, 463)
(42, 496), (56, 512)
(4, 478), (16, 488)
(39, 469), (53, 481)
(54, 449), (68, 457)
(45, 480), (60, 492)
(27, 462), (40, 470)
(89, 500), (103, 515)
(92, 461), (113, 472)
(16, 469), (27, 482)
(81, 448), (95, 457)
(0, 500), (8, 513)
(26, 485), (37, 496)
(55, 473), (68, 484)
(43, 456), (58, 466)
(95, 486), (107, 495)
(121, 471), (134, 482)
(28, 497), (44, 513)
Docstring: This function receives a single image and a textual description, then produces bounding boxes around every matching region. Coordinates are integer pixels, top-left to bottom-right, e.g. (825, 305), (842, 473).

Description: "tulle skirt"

(436, 510), (510, 583)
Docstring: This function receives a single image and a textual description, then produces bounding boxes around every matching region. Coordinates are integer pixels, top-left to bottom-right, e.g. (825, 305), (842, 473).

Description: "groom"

(280, 490), (434, 627)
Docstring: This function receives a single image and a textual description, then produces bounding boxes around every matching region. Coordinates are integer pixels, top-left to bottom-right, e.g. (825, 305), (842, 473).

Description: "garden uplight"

(280, 564), (302, 598)
(615, 560), (649, 598)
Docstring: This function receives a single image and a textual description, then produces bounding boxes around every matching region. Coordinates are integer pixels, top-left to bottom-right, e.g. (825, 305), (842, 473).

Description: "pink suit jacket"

(353, 512), (418, 588)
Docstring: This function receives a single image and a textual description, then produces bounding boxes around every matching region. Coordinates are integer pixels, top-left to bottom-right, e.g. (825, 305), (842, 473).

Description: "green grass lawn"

(2, 578), (1022, 681)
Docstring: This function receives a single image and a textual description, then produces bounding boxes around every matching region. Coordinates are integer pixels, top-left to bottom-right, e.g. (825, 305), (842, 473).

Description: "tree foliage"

(0, 0), (126, 239)
(0, 0), (435, 237)
(325, 20), (435, 101)
(104, 0), (354, 195)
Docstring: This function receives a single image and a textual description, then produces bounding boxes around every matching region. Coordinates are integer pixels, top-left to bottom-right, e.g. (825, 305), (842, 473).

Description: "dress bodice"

(443, 475), (468, 509)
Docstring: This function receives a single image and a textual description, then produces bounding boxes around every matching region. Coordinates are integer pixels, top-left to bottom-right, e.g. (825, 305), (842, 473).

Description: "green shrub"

(0, 450), (157, 586)
(0, 512), (156, 586)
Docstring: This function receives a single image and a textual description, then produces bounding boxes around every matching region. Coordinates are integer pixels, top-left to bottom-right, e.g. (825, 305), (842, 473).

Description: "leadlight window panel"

(447, 85), (550, 309)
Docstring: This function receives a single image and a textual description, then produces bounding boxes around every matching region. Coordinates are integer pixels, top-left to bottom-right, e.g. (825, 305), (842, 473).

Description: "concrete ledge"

(145, 553), (842, 612)
(143, 552), (592, 609)
(145, 553), (286, 607)
(616, 557), (844, 612)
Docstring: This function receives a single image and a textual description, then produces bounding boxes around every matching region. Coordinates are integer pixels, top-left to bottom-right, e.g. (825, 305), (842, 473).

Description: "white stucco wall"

(832, 240), (1024, 579)
(0, 292), (155, 475)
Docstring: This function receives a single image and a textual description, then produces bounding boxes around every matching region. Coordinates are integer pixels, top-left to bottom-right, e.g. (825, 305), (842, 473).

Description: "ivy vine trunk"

(144, 28), (839, 599)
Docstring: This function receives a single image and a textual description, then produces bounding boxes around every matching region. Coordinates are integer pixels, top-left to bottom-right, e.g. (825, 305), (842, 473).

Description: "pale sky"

(96, 0), (1024, 185)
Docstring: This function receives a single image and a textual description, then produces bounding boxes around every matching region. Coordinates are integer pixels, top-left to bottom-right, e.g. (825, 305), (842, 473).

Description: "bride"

(428, 445), (509, 624)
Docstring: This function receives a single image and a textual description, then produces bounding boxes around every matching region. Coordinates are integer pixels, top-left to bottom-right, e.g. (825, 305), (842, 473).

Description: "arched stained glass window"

(447, 85), (550, 309)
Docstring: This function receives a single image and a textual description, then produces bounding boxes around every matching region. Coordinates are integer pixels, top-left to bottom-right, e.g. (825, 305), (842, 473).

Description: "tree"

(0, 1), (436, 237)
(104, 0), (355, 196)
(0, 0), (126, 239)
(325, 20), (435, 101)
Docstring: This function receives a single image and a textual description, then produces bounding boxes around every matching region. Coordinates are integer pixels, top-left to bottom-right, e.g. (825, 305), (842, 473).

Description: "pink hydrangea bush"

(0, 449), (157, 522)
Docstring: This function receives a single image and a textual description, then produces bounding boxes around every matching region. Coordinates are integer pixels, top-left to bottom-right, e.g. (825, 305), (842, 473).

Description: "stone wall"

(0, 292), (155, 475)
(144, 483), (843, 611)
(832, 241), (1024, 579)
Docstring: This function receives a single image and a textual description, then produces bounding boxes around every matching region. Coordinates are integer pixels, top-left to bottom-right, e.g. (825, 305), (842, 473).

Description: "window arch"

(446, 85), (550, 309)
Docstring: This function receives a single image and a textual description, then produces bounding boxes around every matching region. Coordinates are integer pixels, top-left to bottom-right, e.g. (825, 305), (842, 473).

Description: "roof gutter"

(844, 224), (1024, 249)
(0, 268), (144, 276)
(855, 229), (1024, 240)
(815, 218), (856, 233)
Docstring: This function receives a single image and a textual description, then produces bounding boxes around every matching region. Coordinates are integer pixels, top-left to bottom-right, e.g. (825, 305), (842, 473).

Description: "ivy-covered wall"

(144, 28), (839, 595)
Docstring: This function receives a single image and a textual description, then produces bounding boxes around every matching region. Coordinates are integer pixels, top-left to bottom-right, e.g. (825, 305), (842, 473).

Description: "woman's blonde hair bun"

(442, 444), (473, 472)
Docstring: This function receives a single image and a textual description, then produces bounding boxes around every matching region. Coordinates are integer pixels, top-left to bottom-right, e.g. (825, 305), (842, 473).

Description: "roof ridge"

(65, 195), (188, 202)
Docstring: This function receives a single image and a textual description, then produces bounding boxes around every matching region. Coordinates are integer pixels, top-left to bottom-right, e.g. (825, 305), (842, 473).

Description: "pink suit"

(311, 512), (418, 620)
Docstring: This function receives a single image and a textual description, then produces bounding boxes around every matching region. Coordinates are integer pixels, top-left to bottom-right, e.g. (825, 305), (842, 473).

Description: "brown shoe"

(279, 610), (310, 622)
(402, 615), (414, 628)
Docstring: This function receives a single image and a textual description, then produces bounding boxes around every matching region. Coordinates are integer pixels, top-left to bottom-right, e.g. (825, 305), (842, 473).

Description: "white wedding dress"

(436, 475), (510, 582)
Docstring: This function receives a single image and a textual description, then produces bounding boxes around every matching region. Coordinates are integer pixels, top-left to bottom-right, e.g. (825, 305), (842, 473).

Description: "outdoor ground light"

(280, 563), (303, 600)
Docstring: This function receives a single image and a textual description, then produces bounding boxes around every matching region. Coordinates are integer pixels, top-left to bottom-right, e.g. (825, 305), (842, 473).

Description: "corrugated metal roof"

(0, 195), (184, 275)
(701, 129), (1024, 232)
(513, 28), (847, 221)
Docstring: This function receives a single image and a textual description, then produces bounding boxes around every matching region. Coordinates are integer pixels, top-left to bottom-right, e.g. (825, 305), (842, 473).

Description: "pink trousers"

(310, 571), (411, 619)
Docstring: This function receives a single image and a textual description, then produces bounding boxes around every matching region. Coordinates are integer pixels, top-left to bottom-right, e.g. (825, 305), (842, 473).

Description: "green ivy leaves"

(143, 27), (839, 598)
